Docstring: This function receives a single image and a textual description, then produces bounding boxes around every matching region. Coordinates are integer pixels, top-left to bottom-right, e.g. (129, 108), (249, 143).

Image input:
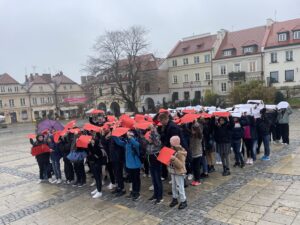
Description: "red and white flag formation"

(83, 123), (101, 133)
(76, 135), (92, 148)
(157, 147), (175, 165)
(63, 97), (88, 103)
(31, 144), (51, 156)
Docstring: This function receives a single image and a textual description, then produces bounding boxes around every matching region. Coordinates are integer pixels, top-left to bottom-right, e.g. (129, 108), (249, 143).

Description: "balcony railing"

(228, 71), (246, 81)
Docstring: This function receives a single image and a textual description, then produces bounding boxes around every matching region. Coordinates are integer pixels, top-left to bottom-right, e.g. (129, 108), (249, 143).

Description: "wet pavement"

(0, 112), (300, 225)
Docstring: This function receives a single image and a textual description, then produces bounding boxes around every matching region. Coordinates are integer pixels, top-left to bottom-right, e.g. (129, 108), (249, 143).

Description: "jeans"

(251, 139), (257, 161)
(73, 161), (86, 184)
(262, 135), (271, 157)
(52, 160), (61, 179)
(91, 161), (102, 192)
(231, 140), (244, 164)
(192, 156), (201, 181)
(63, 157), (74, 181)
(201, 155), (208, 174)
(171, 174), (186, 202)
(112, 161), (124, 190)
(37, 160), (50, 180)
(128, 168), (141, 194)
(150, 164), (163, 200)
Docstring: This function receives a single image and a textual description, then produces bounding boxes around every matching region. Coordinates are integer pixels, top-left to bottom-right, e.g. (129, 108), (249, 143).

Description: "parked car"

(0, 115), (7, 128)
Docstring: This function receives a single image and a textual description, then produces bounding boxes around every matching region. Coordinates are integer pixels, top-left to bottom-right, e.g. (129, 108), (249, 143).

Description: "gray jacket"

(277, 107), (293, 124)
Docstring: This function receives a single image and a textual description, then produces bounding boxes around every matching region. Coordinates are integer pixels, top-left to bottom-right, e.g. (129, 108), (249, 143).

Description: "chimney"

(266, 18), (274, 27)
(25, 75), (28, 83)
(30, 73), (33, 81)
(59, 71), (63, 75)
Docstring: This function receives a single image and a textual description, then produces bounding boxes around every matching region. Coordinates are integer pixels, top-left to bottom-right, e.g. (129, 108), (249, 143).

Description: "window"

(220, 65), (227, 75)
(204, 72), (210, 80)
(63, 85), (67, 90)
(223, 50), (232, 56)
(184, 91), (190, 100)
(14, 86), (18, 92)
(69, 85), (72, 89)
(0, 100), (2, 108)
(111, 87), (115, 95)
(145, 83), (150, 93)
(172, 59), (177, 67)
(204, 54), (210, 63)
(294, 30), (300, 40)
(194, 56), (200, 64)
(99, 88), (102, 96)
(20, 98), (26, 106)
(286, 50), (293, 61)
(243, 47), (254, 54)
(194, 91), (201, 100)
(172, 92), (179, 102)
(39, 86), (43, 91)
(8, 87), (12, 92)
(270, 71), (279, 83)
(184, 74), (189, 82)
(249, 61), (256, 72)
(278, 33), (287, 42)
(234, 63), (241, 72)
(9, 99), (14, 107)
(47, 97), (52, 103)
(32, 97), (37, 105)
(221, 83), (227, 92)
(0, 86), (4, 92)
(183, 58), (189, 65)
(195, 73), (200, 81)
(285, 70), (294, 82)
(173, 75), (178, 84)
(271, 52), (277, 63)
(40, 97), (45, 104)
(21, 110), (28, 120)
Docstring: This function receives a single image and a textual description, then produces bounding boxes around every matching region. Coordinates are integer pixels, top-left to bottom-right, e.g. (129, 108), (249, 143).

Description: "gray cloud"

(0, 0), (299, 83)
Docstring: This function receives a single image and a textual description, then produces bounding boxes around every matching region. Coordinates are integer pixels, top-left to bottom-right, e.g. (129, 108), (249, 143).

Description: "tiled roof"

(167, 34), (217, 58)
(265, 18), (300, 48)
(0, 73), (19, 85)
(215, 25), (266, 59)
(30, 75), (48, 84)
(52, 74), (77, 85)
(118, 54), (162, 71)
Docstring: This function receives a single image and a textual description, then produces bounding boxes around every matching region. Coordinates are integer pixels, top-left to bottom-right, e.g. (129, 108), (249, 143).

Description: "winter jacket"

(50, 141), (63, 161)
(87, 139), (107, 165)
(168, 145), (187, 175)
(160, 120), (187, 150)
(278, 107), (293, 124)
(231, 123), (244, 141)
(108, 136), (125, 162)
(113, 137), (141, 169)
(213, 117), (234, 144)
(256, 115), (271, 136)
(202, 121), (214, 151)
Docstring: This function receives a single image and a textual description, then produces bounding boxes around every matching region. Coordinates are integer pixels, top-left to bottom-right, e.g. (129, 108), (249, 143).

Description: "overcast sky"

(1, 0), (300, 83)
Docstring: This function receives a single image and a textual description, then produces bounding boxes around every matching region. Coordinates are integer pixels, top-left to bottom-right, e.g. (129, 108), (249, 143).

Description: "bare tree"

(85, 26), (149, 113)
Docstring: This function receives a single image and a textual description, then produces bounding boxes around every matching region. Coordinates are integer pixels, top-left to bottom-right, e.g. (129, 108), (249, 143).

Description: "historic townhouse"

(264, 18), (300, 90)
(167, 32), (225, 104)
(212, 26), (267, 96)
(0, 73), (32, 123)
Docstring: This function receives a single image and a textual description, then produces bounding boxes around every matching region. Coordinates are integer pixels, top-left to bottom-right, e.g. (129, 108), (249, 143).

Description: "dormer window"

(243, 46), (254, 54)
(223, 50), (232, 56)
(293, 30), (300, 40)
(278, 32), (288, 42)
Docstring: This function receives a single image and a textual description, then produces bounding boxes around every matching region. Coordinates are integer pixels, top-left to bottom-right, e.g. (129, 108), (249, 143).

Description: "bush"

(203, 90), (219, 106)
(229, 81), (276, 104)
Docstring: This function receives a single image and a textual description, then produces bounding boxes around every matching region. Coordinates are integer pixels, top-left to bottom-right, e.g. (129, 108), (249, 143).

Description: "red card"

(120, 116), (135, 129)
(53, 131), (62, 143)
(107, 115), (116, 122)
(201, 113), (212, 119)
(65, 120), (76, 129)
(83, 123), (101, 132)
(112, 127), (129, 137)
(27, 134), (36, 139)
(213, 111), (230, 117)
(31, 144), (50, 156)
(179, 114), (201, 124)
(69, 128), (81, 134)
(157, 147), (175, 165)
(182, 109), (196, 114)
(76, 135), (92, 148)
(91, 109), (105, 114)
(134, 121), (152, 130)
(134, 114), (145, 122)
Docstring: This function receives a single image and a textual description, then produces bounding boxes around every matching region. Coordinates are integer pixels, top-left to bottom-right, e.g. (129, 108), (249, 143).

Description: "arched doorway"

(110, 102), (121, 117)
(98, 102), (107, 112)
(145, 98), (155, 112)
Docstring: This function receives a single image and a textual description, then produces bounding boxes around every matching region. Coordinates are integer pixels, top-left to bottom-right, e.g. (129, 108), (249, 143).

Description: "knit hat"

(170, 136), (181, 147)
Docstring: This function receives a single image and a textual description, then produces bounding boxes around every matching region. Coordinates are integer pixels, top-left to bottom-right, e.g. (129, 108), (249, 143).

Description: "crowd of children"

(29, 106), (292, 210)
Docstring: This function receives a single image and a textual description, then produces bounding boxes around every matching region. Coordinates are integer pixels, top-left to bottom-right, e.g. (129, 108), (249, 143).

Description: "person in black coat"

(30, 134), (51, 183)
(61, 132), (75, 184)
(256, 108), (271, 160)
(231, 117), (245, 168)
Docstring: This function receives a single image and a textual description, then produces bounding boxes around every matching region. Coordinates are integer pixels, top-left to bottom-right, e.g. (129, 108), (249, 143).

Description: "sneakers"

(126, 192), (134, 199)
(72, 181), (79, 187)
(149, 185), (154, 191)
(90, 181), (96, 187)
(240, 161), (245, 168)
(129, 183), (132, 192)
(115, 190), (126, 197)
(208, 166), (216, 173)
(187, 174), (193, 181)
(148, 196), (156, 201)
(261, 156), (270, 161)
(56, 179), (62, 184)
(92, 192), (102, 198)
(216, 161), (222, 165)
(178, 201), (187, 210)
(78, 183), (86, 188)
(200, 173), (208, 178)
(37, 179), (43, 184)
(154, 199), (164, 205)
(107, 183), (116, 190)
(169, 198), (178, 208)
(91, 189), (98, 195)
(249, 159), (254, 165)
(132, 193), (140, 201)
(161, 177), (165, 181)
(222, 168), (231, 176)
(191, 181), (201, 186)
(233, 162), (240, 167)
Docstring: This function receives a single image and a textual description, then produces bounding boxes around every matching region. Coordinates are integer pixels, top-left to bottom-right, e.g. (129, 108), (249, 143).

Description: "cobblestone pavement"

(0, 112), (300, 225)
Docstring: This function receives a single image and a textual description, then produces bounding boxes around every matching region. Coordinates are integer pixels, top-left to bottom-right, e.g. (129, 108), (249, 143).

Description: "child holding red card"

(168, 136), (188, 210)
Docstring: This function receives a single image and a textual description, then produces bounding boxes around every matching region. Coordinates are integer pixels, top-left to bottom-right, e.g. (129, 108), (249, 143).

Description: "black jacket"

(213, 117), (234, 144)
(256, 115), (271, 136)
(30, 138), (50, 162)
(160, 120), (186, 149)
(108, 136), (125, 162)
